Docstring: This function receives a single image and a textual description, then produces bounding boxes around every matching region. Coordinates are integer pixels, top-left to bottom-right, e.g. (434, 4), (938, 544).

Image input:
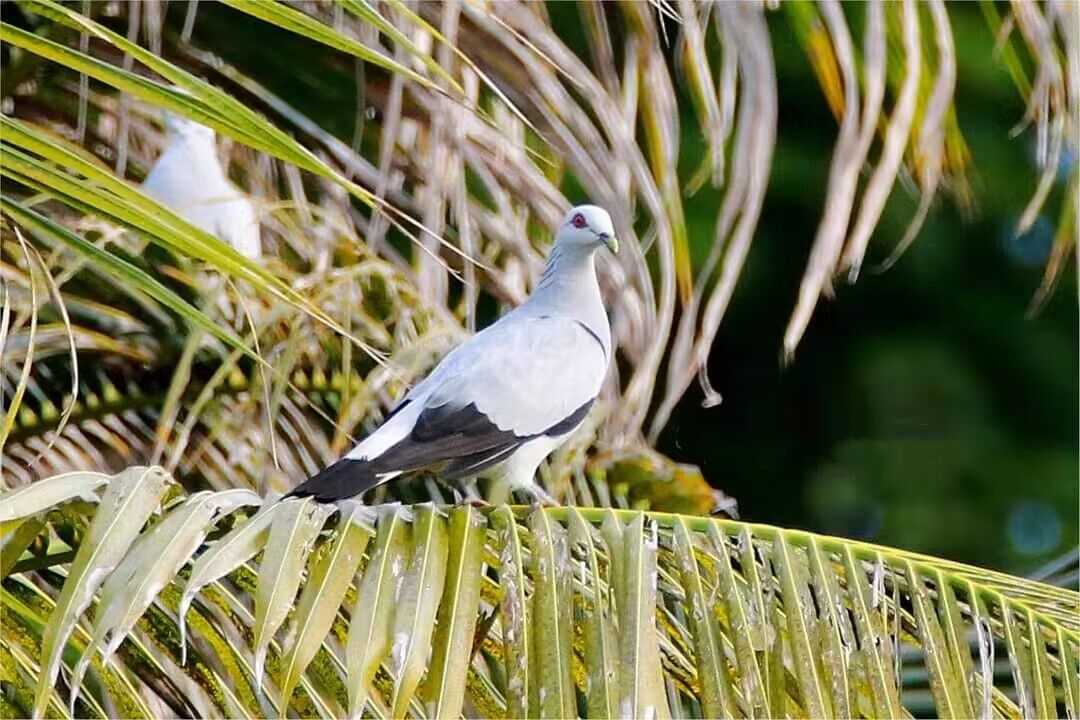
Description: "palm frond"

(2, 470), (1076, 719)
(2, 7), (1075, 715)
(4, 0), (1073, 451)
(5, 347), (724, 517)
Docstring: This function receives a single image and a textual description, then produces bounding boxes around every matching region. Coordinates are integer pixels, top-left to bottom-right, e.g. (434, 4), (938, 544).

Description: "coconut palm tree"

(1, 1), (1076, 718)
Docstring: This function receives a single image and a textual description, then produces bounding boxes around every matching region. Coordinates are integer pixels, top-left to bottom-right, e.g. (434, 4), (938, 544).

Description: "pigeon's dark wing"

(288, 315), (606, 502)
(287, 400), (592, 502)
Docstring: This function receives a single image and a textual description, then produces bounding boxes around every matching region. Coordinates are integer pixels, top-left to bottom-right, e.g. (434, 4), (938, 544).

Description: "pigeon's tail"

(287, 401), (418, 502)
(285, 458), (394, 503)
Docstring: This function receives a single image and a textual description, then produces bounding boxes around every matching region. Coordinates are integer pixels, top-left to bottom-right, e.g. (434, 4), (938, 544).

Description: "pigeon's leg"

(500, 438), (564, 507)
(521, 482), (560, 508)
(460, 479), (486, 504)
(433, 474), (491, 507)
(424, 476), (450, 504)
(450, 485), (465, 505)
(453, 483), (491, 509)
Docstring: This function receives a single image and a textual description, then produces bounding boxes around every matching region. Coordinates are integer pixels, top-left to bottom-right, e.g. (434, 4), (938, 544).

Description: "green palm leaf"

(1, 3), (1076, 718)
(2, 470), (1076, 719)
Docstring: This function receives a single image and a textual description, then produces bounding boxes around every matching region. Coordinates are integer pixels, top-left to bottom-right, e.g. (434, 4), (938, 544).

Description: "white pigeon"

(142, 114), (261, 260)
(289, 204), (619, 503)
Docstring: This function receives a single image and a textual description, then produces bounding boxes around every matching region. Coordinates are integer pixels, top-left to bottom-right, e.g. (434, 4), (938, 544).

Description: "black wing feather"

(286, 457), (379, 503)
(288, 399), (594, 501)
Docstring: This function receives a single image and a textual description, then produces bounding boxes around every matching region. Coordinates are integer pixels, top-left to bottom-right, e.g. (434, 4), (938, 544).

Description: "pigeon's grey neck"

(535, 243), (600, 295)
(528, 244), (610, 352)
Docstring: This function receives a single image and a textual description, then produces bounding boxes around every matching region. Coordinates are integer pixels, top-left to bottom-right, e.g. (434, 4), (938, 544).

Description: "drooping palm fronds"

(2, 469), (1077, 719)
(2, 0), (1075, 469)
(0, 179), (452, 493)
(2, 6), (1075, 719)
(2, 343), (727, 514)
(982, 0), (1080, 313)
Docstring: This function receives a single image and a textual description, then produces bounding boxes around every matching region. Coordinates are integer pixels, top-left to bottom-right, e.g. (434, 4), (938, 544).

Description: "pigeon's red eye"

(572, 213), (586, 228)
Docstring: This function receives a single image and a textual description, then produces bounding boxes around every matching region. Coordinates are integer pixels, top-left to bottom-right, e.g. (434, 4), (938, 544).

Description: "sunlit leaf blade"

(807, 536), (855, 719)
(1, 518), (44, 578)
(569, 508), (618, 718)
(1059, 627), (1080, 720)
(708, 523), (767, 716)
(529, 508), (575, 719)
(421, 506), (486, 718)
(341, 0), (454, 85)
(0, 224), (34, 458)
(32, 466), (170, 719)
(346, 0), (538, 141)
(905, 560), (970, 718)
(934, 572), (976, 714)
(388, 505), (448, 718)
(493, 506), (530, 719)
(1027, 613), (1056, 720)
(97, 491), (258, 646)
(345, 505), (409, 719)
(1001, 598), (1038, 719)
(179, 502), (278, 661)
(253, 497), (332, 685)
(0, 470), (106, 523)
(673, 517), (738, 718)
(615, 513), (671, 719)
(843, 545), (904, 717)
(221, 0), (450, 94)
(279, 501), (374, 711)
(773, 534), (831, 717)
(68, 489), (260, 710)
(765, 572), (788, 719)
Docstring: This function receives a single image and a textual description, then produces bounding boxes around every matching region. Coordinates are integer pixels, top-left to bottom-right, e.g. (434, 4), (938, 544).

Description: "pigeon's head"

(163, 113), (216, 144)
(556, 204), (619, 255)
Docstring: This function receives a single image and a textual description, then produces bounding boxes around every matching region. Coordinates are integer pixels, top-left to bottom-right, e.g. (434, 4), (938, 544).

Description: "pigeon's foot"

(448, 480), (487, 507)
(520, 483), (559, 509)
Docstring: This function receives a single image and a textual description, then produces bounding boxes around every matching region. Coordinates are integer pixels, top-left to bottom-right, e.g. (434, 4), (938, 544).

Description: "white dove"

(289, 204), (619, 504)
(143, 115), (261, 260)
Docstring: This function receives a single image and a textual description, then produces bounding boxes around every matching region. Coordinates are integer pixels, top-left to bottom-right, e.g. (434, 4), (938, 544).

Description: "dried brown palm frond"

(984, 0), (1079, 311)
(2, 0), (1076, 474)
(2, 183), (455, 493)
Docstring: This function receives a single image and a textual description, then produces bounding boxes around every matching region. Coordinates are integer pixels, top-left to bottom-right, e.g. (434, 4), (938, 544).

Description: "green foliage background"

(183, 1), (1077, 574)
(1, 3), (1077, 718)
(649, 4), (1078, 574)
(7, 1), (1077, 574)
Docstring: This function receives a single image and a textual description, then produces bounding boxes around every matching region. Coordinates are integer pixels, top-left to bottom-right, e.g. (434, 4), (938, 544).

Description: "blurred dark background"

(656, 6), (1078, 576)
(114, 2), (1080, 576)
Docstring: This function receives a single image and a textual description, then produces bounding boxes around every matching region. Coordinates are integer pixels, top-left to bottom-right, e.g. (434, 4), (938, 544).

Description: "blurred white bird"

(142, 115), (261, 260)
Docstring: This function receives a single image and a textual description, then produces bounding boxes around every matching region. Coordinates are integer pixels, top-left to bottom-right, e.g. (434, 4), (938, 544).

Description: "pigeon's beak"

(599, 232), (619, 254)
